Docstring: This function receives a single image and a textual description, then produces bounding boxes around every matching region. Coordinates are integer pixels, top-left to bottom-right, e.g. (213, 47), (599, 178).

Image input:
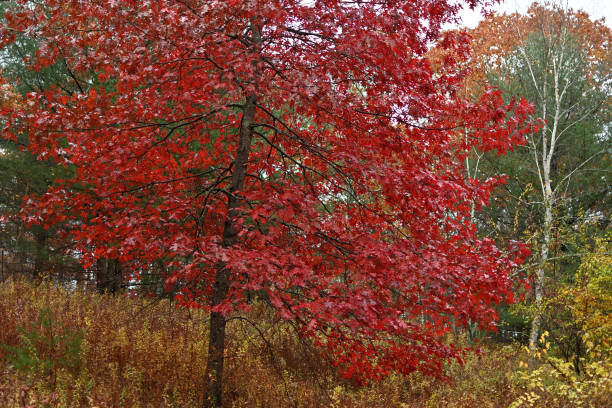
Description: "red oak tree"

(2, 0), (533, 405)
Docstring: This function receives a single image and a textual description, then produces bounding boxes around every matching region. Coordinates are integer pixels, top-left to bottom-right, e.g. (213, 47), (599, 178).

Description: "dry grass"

(0, 278), (567, 407)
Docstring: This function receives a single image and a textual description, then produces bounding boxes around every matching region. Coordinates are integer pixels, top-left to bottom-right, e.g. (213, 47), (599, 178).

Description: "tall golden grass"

(0, 278), (573, 407)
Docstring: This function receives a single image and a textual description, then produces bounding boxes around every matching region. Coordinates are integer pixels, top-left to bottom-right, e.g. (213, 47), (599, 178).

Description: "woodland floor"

(0, 278), (591, 407)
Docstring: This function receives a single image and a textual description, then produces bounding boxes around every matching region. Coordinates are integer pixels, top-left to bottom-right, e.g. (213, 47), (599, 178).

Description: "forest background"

(0, 0), (610, 407)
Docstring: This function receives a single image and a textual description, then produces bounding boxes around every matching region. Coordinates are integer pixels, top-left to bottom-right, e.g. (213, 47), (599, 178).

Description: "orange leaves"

(463, 3), (612, 96)
(0, 72), (21, 110)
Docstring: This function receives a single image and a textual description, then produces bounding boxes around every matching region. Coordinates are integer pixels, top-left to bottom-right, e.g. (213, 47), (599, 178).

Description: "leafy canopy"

(1, 0), (533, 381)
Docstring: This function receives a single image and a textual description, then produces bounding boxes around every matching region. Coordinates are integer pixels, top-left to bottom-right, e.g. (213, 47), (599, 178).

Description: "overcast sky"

(456, 0), (611, 28)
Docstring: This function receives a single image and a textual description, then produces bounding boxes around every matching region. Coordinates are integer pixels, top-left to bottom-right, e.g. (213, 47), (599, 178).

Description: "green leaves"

(2, 307), (85, 384)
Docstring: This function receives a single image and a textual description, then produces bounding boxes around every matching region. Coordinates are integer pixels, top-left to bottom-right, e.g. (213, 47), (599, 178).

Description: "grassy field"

(0, 278), (598, 407)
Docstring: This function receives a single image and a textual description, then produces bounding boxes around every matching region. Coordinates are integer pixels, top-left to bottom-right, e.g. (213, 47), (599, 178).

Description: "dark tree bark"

(33, 228), (48, 281)
(204, 19), (261, 407)
(205, 93), (257, 407)
(95, 258), (123, 294)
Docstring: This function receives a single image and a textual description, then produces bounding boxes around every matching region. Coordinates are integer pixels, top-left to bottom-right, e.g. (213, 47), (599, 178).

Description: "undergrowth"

(0, 278), (597, 407)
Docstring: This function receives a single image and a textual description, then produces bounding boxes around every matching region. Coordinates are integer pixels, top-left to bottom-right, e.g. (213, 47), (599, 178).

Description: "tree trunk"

(529, 56), (558, 350)
(33, 228), (48, 281)
(529, 197), (552, 350)
(96, 258), (123, 294)
(205, 92), (257, 407)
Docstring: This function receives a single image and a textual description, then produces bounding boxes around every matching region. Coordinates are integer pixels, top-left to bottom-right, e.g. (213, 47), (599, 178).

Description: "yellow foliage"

(512, 235), (612, 407)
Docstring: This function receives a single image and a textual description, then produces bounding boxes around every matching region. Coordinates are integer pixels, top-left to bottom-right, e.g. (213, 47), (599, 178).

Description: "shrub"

(2, 307), (85, 386)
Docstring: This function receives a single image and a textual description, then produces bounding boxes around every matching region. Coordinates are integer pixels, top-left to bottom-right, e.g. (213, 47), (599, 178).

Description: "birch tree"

(471, 3), (611, 349)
